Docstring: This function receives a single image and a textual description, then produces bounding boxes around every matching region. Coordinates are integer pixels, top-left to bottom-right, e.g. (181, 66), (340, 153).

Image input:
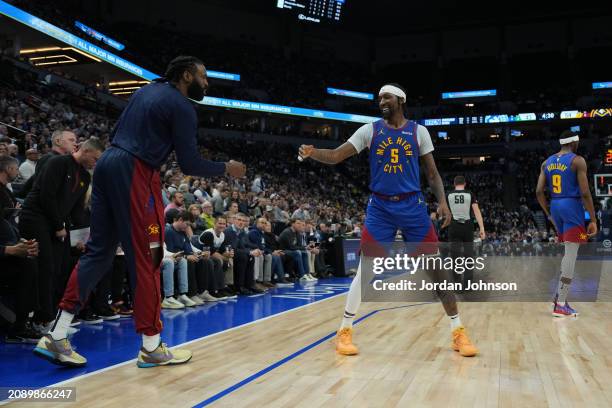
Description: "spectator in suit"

(279, 219), (316, 282)
(261, 219), (290, 284)
(224, 212), (263, 294)
(247, 217), (272, 287)
(199, 216), (236, 296)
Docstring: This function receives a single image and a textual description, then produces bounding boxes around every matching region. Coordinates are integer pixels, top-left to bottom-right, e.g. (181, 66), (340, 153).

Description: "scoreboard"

(605, 148), (612, 167)
(594, 143), (612, 196)
(276, 0), (345, 23)
(595, 174), (612, 197)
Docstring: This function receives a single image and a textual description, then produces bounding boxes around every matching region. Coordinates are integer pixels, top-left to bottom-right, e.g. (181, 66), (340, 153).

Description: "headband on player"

(379, 85), (406, 102)
(559, 135), (579, 145)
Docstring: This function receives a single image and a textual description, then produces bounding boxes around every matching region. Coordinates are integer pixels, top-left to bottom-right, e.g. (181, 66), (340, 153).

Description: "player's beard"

(381, 106), (393, 119)
(187, 81), (206, 101)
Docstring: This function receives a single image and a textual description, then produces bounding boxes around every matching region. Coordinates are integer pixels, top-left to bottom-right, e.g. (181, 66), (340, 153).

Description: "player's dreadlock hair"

(154, 55), (204, 83)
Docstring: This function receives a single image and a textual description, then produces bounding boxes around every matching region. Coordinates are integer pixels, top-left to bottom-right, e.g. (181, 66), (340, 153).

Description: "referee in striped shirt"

(448, 176), (485, 287)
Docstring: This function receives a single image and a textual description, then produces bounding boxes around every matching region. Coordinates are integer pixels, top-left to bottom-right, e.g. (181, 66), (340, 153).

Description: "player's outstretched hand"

(226, 160), (246, 177)
(437, 203), (451, 229)
(298, 145), (314, 161)
(587, 220), (598, 237)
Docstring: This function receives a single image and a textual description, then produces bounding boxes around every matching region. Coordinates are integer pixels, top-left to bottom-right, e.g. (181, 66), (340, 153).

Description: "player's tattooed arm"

(299, 142), (358, 165)
(421, 153), (446, 204)
(421, 153), (451, 228)
(535, 161), (550, 217)
(574, 156), (598, 234)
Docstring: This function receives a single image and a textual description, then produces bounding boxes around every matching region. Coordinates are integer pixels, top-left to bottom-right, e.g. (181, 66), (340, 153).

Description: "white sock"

(341, 311), (356, 329)
(49, 310), (75, 341)
(340, 261), (362, 330)
(449, 314), (462, 330)
(142, 334), (160, 352)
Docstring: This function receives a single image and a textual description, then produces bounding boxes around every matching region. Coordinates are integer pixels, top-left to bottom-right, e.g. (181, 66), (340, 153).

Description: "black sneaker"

(111, 301), (133, 318)
(94, 306), (120, 321)
(249, 286), (265, 294)
(5, 326), (44, 344)
(219, 287), (238, 299)
(238, 287), (255, 295)
(77, 311), (103, 325)
(275, 279), (293, 287)
(210, 291), (228, 300)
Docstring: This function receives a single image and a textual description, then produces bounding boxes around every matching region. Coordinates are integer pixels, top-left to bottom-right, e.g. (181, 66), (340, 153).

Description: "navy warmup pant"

(60, 147), (165, 335)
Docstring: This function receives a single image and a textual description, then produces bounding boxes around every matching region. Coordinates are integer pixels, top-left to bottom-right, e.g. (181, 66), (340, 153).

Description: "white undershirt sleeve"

(347, 123), (374, 153)
(417, 124), (434, 156)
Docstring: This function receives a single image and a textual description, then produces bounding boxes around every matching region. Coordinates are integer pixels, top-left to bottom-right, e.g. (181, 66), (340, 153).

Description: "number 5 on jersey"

(390, 148), (399, 164)
(552, 174), (562, 193)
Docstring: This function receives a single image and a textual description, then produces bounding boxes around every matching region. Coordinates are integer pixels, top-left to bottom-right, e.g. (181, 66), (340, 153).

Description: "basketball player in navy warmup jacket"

(299, 84), (478, 357)
(35, 56), (246, 368)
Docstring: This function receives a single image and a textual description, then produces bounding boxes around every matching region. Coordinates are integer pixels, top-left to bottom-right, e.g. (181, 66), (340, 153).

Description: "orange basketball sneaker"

(336, 328), (359, 355)
(452, 326), (478, 357)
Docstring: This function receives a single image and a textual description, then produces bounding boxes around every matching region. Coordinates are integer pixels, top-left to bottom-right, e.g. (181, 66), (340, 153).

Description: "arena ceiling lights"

(108, 80), (150, 96)
(20, 46), (101, 67)
(2, 1), (610, 126)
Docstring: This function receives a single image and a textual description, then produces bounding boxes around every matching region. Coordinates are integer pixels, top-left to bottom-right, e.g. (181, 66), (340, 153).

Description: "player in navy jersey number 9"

(536, 130), (597, 318)
(299, 83), (478, 358)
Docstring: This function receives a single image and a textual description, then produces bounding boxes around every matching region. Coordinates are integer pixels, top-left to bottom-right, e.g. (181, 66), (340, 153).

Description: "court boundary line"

(192, 302), (433, 407)
(0, 286), (351, 405)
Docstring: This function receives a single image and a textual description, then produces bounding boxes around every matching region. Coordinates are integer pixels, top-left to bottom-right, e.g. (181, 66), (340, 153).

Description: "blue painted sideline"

(192, 302), (432, 408)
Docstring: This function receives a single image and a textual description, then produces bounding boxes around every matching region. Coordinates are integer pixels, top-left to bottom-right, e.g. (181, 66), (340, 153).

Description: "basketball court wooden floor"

(6, 295), (612, 408)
